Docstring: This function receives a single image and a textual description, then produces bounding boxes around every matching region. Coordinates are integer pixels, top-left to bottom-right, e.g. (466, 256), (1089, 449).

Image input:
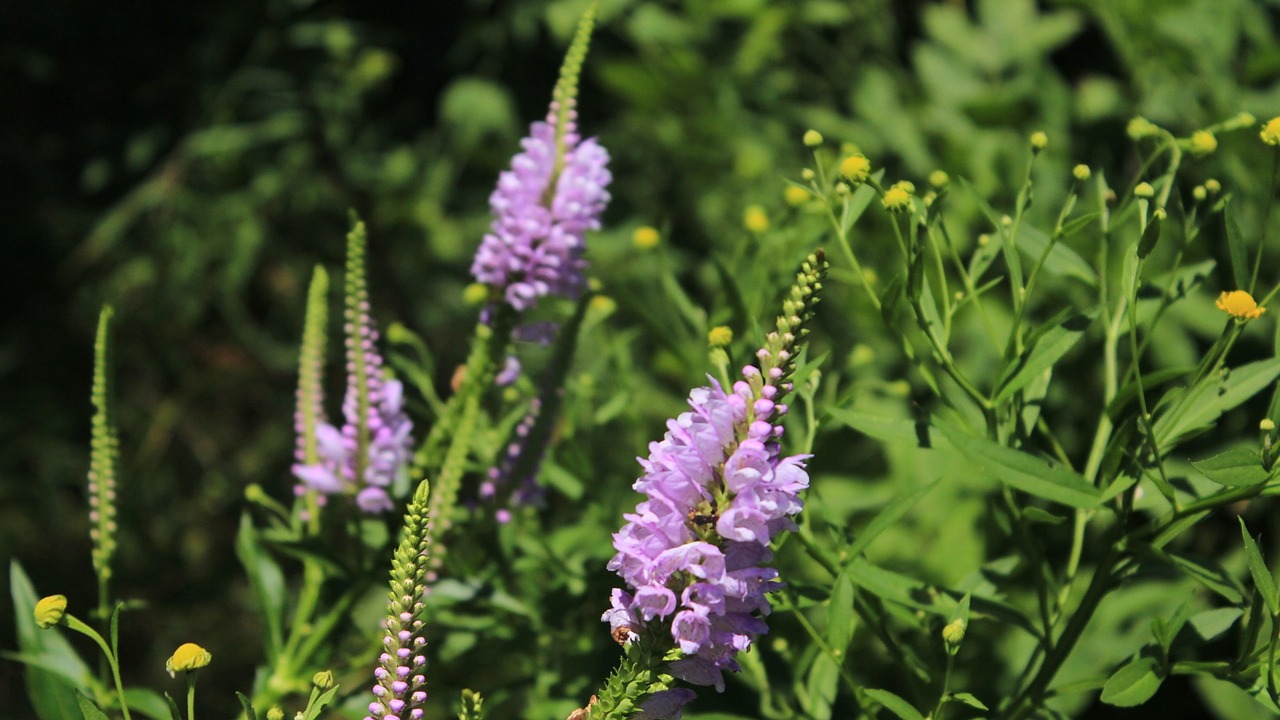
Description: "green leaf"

(993, 313), (1090, 404)
(1189, 608), (1243, 642)
(1137, 215), (1162, 258)
(1021, 507), (1066, 524)
(235, 692), (259, 720)
(1164, 550), (1244, 604)
(163, 692), (181, 720)
(1020, 224), (1098, 285)
(1192, 447), (1270, 487)
(826, 407), (931, 446)
(10, 560), (93, 720)
(76, 692), (109, 720)
(935, 423), (1100, 508)
(1058, 212), (1100, 238)
(825, 573), (856, 653)
(300, 685), (341, 720)
(1100, 654), (1164, 707)
(234, 514), (285, 660)
(1225, 200), (1250, 292)
(1153, 359), (1280, 447)
(1238, 518), (1279, 616)
(803, 653), (838, 720)
(947, 692), (988, 711)
(846, 480), (939, 558)
(864, 688), (925, 720)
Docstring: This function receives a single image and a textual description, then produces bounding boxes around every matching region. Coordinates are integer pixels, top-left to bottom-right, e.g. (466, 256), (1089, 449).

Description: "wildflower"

(633, 226), (660, 250)
(942, 619), (966, 648)
(1190, 130), (1217, 156)
(1217, 290), (1266, 320)
(882, 181), (913, 212)
(784, 186), (810, 207)
(1205, 178), (1222, 194)
(365, 479), (433, 720)
(929, 170), (949, 188)
(1134, 182), (1154, 198)
(313, 670), (335, 689)
(1193, 185), (1207, 201)
(1029, 131), (1048, 151)
(166, 643), (212, 677)
(1261, 117), (1280, 145)
(470, 10), (611, 314)
(266, 709), (285, 720)
(840, 154), (871, 184)
(34, 595), (67, 629)
(743, 205), (769, 233)
(802, 129), (823, 147)
(708, 326), (733, 347)
(292, 224), (414, 514)
(801, 168), (815, 181)
(1262, 418), (1276, 432)
(603, 252), (827, 694)
(1072, 164), (1091, 181)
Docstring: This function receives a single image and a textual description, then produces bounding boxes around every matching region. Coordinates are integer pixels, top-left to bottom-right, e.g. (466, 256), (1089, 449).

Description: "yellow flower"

(802, 129), (824, 147)
(1192, 185), (1207, 201)
(743, 205), (769, 233)
(882, 185), (911, 212)
(1205, 178), (1222, 194)
(929, 170), (949, 188)
(1029, 131), (1048, 151)
(1260, 117), (1280, 145)
(1190, 130), (1217, 156)
(34, 595), (67, 629)
(1072, 164), (1091, 181)
(462, 283), (488, 305)
(1127, 116), (1159, 140)
(589, 295), (616, 315)
(840, 154), (871, 184)
(166, 643), (212, 677)
(784, 185), (811, 207)
(708, 326), (733, 347)
(1134, 182), (1154, 198)
(1216, 290), (1266, 320)
(1262, 418), (1276, 432)
(632, 225), (660, 250)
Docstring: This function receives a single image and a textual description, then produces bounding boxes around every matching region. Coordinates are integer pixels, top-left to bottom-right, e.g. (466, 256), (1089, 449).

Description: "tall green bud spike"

(757, 249), (828, 400)
(346, 219), (373, 485)
(459, 689), (486, 720)
(296, 266), (330, 467)
(552, 2), (598, 173)
(89, 305), (120, 613)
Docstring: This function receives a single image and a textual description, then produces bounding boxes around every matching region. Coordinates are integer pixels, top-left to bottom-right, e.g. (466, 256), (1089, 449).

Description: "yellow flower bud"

(1127, 116), (1159, 140)
(589, 295), (617, 315)
(1260, 117), (1280, 145)
(928, 170), (949, 188)
(632, 225), (660, 250)
(1205, 178), (1222, 194)
(1072, 164), (1091, 181)
(743, 205), (769, 233)
(462, 283), (488, 306)
(708, 326), (733, 347)
(784, 185), (811, 207)
(942, 619), (966, 647)
(840, 155), (871, 184)
(312, 670), (335, 689)
(1029, 131), (1048, 151)
(1192, 185), (1207, 201)
(801, 168), (815, 181)
(1152, 208), (1167, 221)
(34, 595), (67, 629)
(1134, 182), (1154, 198)
(1262, 418), (1276, 432)
(1190, 130), (1217, 156)
(166, 643), (212, 677)
(802, 129), (824, 147)
(1217, 290), (1266, 320)
(266, 709), (285, 720)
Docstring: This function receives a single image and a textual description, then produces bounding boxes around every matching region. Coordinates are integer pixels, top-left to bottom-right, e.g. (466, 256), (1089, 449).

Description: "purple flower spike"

(470, 104), (612, 314)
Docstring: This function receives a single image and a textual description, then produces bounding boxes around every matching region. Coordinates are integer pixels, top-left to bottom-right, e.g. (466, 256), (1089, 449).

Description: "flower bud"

(708, 326), (733, 347)
(313, 670), (335, 689)
(1263, 419), (1276, 432)
(266, 709), (285, 720)
(943, 619), (966, 648)
(632, 226), (660, 250)
(1072, 164), (1091, 181)
(802, 129), (824, 147)
(1029, 131), (1048, 151)
(34, 595), (67, 629)
(166, 642), (212, 677)
(1134, 182), (1154, 198)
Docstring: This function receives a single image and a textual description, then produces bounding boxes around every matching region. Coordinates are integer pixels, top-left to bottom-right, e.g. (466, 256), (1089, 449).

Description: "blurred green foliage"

(6, 0), (1280, 718)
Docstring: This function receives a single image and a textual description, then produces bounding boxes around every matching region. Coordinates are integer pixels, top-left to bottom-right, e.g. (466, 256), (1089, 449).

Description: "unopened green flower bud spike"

(89, 305), (120, 621)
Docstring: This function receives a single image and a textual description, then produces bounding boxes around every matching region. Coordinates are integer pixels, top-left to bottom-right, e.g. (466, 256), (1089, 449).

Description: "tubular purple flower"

(470, 106), (611, 313)
(601, 252), (827, 700)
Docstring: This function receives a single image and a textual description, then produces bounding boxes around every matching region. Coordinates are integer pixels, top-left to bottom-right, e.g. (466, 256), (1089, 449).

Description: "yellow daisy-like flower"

(1216, 290), (1266, 320)
(34, 595), (67, 629)
(708, 326), (733, 347)
(1260, 117), (1280, 145)
(743, 205), (769, 233)
(840, 154), (871, 184)
(882, 184), (912, 212)
(166, 643), (212, 677)
(1190, 130), (1217, 156)
(632, 225), (660, 250)
(784, 185), (810, 207)
(1029, 131), (1048, 151)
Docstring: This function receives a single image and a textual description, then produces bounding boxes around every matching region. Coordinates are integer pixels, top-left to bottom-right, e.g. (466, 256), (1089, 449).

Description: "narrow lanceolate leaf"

(1225, 200), (1250, 292)
(1238, 518), (1279, 616)
(296, 266), (329, 467)
(1153, 359), (1280, 447)
(846, 479), (938, 558)
(864, 688), (925, 720)
(935, 423), (1100, 508)
(1191, 447), (1270, 487)
(1099, 654), (1164, 707)
(89, 305), (119, 584)
(993, 313), (1090, 404)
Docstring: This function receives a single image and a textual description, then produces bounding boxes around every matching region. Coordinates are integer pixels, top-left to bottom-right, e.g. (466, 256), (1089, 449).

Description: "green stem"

(186, 672), (197, 720)
(64, 614), (132, 720)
